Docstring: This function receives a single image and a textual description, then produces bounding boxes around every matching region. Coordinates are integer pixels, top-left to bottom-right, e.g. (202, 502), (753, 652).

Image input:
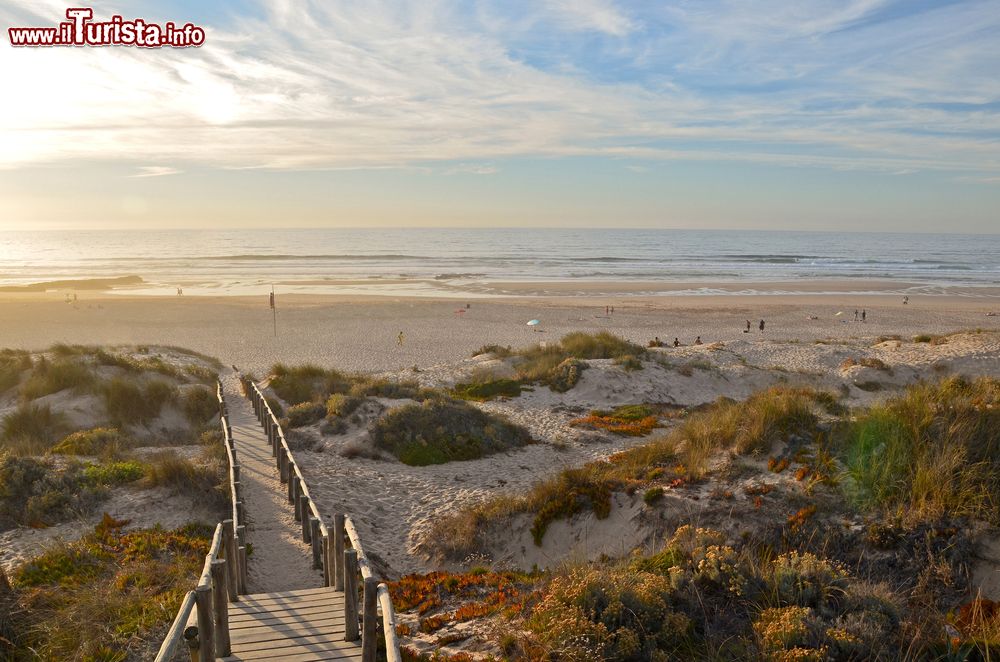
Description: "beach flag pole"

(270, 285), (276, 337)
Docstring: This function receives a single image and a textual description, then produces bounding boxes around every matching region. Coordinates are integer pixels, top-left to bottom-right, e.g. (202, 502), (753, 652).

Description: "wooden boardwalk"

(220, 587), (362, 661)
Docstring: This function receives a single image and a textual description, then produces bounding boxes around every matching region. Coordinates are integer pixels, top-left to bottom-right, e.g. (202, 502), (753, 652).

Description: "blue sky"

(0, 0), (998, 231)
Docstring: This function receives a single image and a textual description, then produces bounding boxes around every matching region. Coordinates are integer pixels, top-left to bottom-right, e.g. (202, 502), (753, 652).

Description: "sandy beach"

(0, 289), (996, 376)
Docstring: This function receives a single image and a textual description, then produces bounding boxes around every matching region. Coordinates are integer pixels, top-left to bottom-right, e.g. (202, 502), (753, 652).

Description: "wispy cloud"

(0, 0), (997, 180)
(129, 166), (182, 178)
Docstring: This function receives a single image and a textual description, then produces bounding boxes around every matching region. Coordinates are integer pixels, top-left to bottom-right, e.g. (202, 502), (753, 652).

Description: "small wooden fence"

(243, 376), (402, 662)
(155, 381), (247, 662)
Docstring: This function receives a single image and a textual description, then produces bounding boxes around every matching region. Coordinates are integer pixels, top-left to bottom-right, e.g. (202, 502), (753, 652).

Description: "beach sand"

(0, 290), (996, 376)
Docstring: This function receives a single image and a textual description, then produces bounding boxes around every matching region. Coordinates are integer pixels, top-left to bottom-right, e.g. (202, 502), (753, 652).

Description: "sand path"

(224, 373), (324, 593)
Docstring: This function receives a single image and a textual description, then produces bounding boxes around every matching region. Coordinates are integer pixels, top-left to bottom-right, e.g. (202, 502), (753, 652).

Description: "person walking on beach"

(759, 319), (765, 333)
(746, 320), (751, 333)
(397, 331), (405, 346)
(861, 309), (866, 323)
(854, 309), (858, 321)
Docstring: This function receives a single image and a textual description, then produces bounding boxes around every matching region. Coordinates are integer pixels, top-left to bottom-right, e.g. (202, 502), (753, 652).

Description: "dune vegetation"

(411, 377), (1000, 659)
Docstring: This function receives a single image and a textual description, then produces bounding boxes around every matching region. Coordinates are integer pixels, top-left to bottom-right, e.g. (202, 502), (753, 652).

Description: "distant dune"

(0, 275), (143, 292)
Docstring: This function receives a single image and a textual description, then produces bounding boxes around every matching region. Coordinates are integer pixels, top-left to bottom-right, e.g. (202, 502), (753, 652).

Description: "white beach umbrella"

(527, 319), (540, 326)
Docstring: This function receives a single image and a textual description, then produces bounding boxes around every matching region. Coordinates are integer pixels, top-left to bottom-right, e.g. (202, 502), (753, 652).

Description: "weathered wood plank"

(228, 632), (361, 655)
(229, 606), (346, 630)
(241, 586), (335, 600)
(231, 593), (343, 613)
(229, 621), (347, 646)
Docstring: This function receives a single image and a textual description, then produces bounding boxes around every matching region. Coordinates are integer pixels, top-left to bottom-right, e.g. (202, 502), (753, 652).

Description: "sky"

(0, 0), (998, 232)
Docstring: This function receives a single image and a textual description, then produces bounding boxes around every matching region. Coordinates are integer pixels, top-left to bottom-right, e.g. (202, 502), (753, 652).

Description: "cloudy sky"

(1, 0), (998, 231)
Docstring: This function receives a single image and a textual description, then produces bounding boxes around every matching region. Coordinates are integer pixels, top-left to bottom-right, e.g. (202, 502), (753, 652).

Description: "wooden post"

(184, 631), (199, 662)
(362, 575), (378, 662)
(322, 533), (332, 587)
(279, 451), (288, 483)
(343, 549), (359, 642)
(235, 500), (245, 526)
(194, 584), (215, 662)
(222, 520), (238, 601)
(210, 559), (231, 656)
(310, 518), (321, 569)
(238, 545), (248, 594)
(288, 471), (296, 505)
(300, 495), (310, 542)
(232, 464), (240, 483)
(293, 478), (302, 520)
(333, 514), (345, 591)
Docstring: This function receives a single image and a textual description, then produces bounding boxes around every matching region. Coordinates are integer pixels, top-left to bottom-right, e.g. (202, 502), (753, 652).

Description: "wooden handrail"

(156, 378), (242, 661)
(244, 376), (402, 661)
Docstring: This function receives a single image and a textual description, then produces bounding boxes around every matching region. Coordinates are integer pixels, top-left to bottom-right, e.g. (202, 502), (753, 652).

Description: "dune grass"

(285, 401), (326, 428)
(19, 357), (95, 400)
(426, 387), (824, 555)
(370, 399), (532, 466)
(838, 376), (999, 524)
(143, 451), (227, 507)
(8, 516), (212, 660)
(1, 403), (68, 453)
(510, 332), (645, 393)
(269, 363), (350, 405)
(0, 349), (31, 394)
(180, 385), (218, 426)
(102, 378), (176, 426)
(570, 404), (662, 436)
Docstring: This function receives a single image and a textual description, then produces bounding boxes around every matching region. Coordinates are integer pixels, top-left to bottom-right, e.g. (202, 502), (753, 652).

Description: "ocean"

(0, 228), (997, 297)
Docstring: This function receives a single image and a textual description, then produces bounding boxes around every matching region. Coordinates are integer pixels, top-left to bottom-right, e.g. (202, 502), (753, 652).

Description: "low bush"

(50, 427), (130, 457)
(0, 454), (112, 528)
(512, 332), (644, 392)
(326, 393), (364, 418)
(370, 399), (531, 466)
(286, 401), (326, 428)
(181, 385), (218, 425)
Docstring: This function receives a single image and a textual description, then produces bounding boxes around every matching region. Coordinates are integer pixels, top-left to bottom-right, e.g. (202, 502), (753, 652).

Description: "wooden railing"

(154, 381), (245, 662)
(243, 376), (402, 662)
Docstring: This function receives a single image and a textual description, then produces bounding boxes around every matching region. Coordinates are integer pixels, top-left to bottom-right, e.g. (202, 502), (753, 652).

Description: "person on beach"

(746, 320), (751, 333)
(673, 338), (680, 347)
(759, 319), (765, 333)
(605, 305), (609, 315)
(861, 309), (866, 322)
(903, 296), (909, 305)
(397, 331), (405, 346)
(854, 309), (858, 321)
(653, 336), (661, 347)
(694, 336), (702, 345)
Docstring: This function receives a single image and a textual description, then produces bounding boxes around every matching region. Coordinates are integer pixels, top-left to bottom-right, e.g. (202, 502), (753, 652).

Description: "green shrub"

(643, 486), (664, 505)
(0, 455), (107, 528)
(181, 386), (217, 425)
(559, 331), (646, 360)
(82, 460), (145, 486)
(546, 358), (586, 392)
(472, 344), (513, 358)
(20, 358), (94, 400)
(50, 428), (130, 457)
(1, 403), (67, 448)
(286, 401), (326, 428)
(265, 396), (285, 418)
(370, 399), (531, 466)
